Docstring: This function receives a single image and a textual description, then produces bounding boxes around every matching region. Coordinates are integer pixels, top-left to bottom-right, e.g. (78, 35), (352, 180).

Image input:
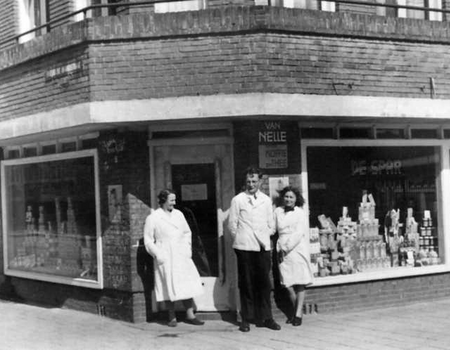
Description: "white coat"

(275, 206), (314, 288)
(143, 208), (203, 302)
(228, 190), (275, 251)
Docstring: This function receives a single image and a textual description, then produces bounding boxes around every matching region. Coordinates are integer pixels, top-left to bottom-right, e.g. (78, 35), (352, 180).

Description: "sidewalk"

(0, 297), (449, 350)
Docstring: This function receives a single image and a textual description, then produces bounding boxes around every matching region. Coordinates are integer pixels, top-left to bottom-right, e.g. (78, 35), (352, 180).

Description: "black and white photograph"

(0, 0), (450, 349)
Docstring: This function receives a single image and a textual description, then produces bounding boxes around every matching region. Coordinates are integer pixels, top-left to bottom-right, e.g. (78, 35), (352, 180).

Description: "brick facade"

(1, 7), (450, 121)
(1, 3), (450, 323)
(272, 272), (450, 318)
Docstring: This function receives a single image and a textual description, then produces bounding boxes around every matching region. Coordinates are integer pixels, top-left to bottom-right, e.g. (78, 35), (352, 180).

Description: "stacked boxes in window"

(309, 228), (320, 277)
(356, 193), (389, 271)
(417, 211), (440, 265)
(335, 206), (357, 275)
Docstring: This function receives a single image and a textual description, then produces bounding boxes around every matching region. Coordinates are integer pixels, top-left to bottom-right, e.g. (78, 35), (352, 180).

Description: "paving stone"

(1, 298), (450, 350)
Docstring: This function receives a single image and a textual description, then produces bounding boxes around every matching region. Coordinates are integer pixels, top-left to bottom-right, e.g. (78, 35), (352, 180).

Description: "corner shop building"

(2, 3), (450, 322)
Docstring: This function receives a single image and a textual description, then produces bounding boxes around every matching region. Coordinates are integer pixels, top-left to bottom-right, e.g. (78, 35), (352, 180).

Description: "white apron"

(275, 206), (314, 288)
(144, 208), (204, 302)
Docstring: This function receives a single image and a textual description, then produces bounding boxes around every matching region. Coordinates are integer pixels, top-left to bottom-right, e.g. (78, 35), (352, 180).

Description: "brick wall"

(1, 7), (450, 122)
(80, 32), (450, 100)
(273, 273), (450, 318)
(98, 130), (153, 321)
(0, 44), (89, 121)
(2, 27), (450, 121)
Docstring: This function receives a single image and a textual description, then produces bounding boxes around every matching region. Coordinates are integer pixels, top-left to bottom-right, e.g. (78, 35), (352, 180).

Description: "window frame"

(18, 0), (48, 43)
(267, 0), (336, 11)
(301, 138), (450, 287)
(397, 0), (443, 21)
(1, 149), (103, 289)
(154, 0), (206, 13)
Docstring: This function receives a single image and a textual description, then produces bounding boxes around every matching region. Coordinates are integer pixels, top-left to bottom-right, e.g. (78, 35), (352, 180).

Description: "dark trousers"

(234, 249), (273, 322)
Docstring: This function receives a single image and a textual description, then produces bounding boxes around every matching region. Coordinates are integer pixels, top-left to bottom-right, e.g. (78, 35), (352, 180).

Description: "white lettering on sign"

(264, 122), (281, 130)
(352, 160), (402, 176)
(259, 144), (288, 169)
(258, 131), (287, 143)
(45, 61), (83, 81)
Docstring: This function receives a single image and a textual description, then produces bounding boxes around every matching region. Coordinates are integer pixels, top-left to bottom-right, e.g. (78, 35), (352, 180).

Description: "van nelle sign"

(258, 122), (288, 169)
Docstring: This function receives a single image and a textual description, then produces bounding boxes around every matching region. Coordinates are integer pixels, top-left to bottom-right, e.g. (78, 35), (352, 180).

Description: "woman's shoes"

(292, 316), (302, 326)
(185, 317), (205, 326)
(167, 318), (177, 327)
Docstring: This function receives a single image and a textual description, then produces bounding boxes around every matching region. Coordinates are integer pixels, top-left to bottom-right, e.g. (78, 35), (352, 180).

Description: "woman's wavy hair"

(278, 186), (305, 208)
(157, 189), (176, 206)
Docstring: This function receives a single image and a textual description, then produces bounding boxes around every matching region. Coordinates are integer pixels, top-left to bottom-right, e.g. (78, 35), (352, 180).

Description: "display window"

(302, 140), (450, 285)
(1, 150), (103, 288)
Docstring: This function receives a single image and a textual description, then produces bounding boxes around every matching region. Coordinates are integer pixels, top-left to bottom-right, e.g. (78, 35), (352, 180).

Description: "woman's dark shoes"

(263, 318), (281, 330)
(239, 321), (250, 332)
(185, 317), (205, 326)
(167, 318), (177, 327)
(292, 316), (302, 326)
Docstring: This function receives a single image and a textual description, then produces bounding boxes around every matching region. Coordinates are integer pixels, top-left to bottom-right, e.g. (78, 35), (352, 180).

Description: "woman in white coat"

(274, 186), (314, 326)
(144, 189), (204, 327)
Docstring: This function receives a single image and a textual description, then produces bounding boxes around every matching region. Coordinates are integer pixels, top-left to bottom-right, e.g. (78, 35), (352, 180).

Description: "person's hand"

(278, 250), (286, 264)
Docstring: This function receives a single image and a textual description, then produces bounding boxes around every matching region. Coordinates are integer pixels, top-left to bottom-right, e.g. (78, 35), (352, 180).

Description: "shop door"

(150, 142), (235, 311)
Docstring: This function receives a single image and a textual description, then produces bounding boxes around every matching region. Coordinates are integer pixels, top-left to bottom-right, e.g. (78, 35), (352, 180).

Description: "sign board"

(258, 122), (288, 169)
(181, 184), (208, 201)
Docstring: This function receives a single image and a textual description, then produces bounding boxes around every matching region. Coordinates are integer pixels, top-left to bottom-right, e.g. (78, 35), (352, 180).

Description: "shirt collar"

(246, 190), (260, 199)
(284, 206), (295, 213)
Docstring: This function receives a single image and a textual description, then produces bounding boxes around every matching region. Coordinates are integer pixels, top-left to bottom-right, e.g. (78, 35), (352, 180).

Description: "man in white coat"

(228, 167), (281, 332)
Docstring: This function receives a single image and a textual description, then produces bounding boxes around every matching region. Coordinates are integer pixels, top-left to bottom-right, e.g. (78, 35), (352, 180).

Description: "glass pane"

(154, 0), (203, 13)
(171, 163), (218, 277)
(4, 155), (98, 281)
(307, 146), (442, 278)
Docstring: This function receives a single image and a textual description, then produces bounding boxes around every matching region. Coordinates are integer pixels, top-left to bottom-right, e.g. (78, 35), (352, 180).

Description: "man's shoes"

(239, 321), (250, 332)
(292, 316), (302, 326)
(167, 318), (177, 327)
(185, 317), (205, 326)
(262, 318), (281, 331)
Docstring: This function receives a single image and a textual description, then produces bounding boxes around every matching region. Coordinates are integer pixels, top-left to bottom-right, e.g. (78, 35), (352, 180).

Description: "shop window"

(411, 128), (438, 139)
(301, 127), (334, 139)
(339, 127), (372, 139)
(376, 128), (405, 139)
(151, 129), (230, 139)
(61, 141), (77, 153)
(23, 146), (37, 158)
(8, 149), (21, 159)
(41, 144), (57, 155)
(306, 145), (442, 279)
(1, 150), (102, 288)
(18, 0), (47, 43)
(444, 129), (450, 139)
(154, 0), (205, 13)
(81, 137), (97, 149)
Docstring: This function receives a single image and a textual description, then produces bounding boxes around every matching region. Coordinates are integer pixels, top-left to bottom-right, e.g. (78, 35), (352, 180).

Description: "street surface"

(0, 298), (449, 350)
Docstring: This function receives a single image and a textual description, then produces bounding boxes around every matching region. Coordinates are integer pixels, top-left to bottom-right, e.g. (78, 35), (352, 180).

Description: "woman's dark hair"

(157, 189), (176, 206)
(279, 186), (305, 208)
